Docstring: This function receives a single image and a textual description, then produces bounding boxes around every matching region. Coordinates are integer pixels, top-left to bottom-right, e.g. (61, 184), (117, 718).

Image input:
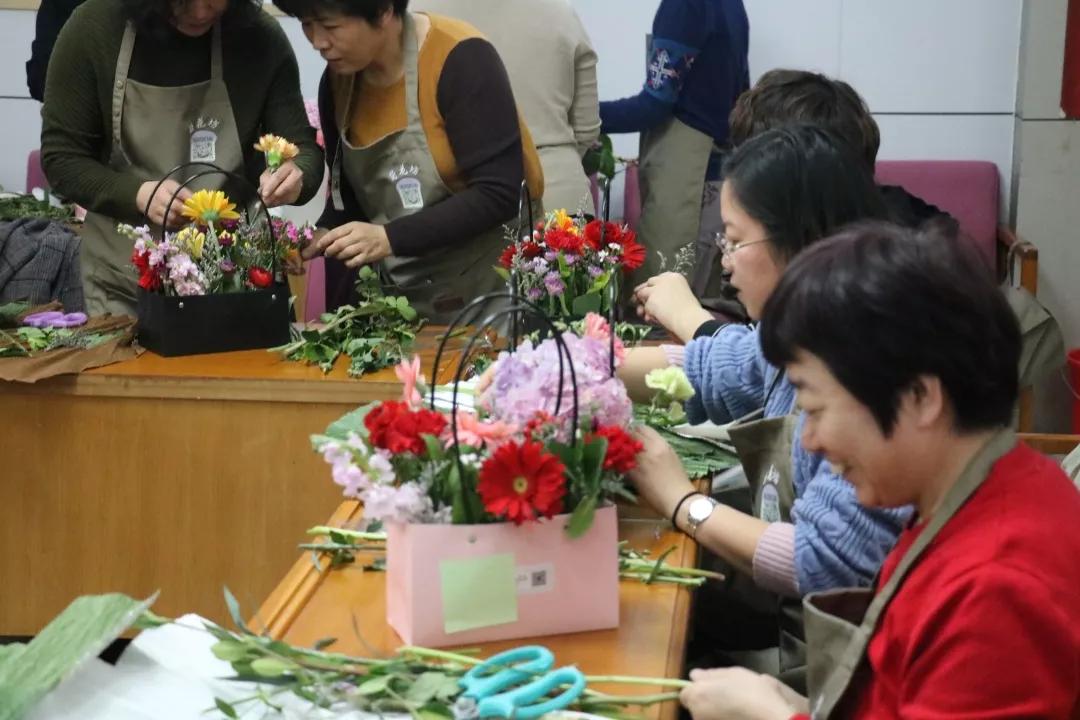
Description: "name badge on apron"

(759, 464), (782, 522)
(390, 163), (424, 210)
(189, 117), (221, 163)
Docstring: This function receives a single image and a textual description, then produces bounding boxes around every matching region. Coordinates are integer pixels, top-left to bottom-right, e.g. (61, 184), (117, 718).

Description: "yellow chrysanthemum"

(175, 226), (206, 259)
(254, 134), (299, 169)
(551, 209), (580, 235)
(181, 189), (240, 225)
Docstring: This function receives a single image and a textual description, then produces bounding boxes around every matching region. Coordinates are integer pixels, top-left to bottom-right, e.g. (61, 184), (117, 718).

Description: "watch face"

(687, 496), (715, 522)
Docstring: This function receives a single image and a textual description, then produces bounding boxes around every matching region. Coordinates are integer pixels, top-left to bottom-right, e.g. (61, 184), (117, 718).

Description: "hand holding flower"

(259, 159), (303, 207)
(633, 272), (713, 342)
(136, 178), (193, 228)
(625, 424), (695, 523)
(679, 667), (806, 720)
(254, 134), (299, 171)
(316, 222), (392, 268)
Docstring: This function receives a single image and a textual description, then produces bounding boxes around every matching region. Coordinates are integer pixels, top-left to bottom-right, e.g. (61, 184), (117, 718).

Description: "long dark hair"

(721, 124), (887, 262)
(122, 0), (264, 34)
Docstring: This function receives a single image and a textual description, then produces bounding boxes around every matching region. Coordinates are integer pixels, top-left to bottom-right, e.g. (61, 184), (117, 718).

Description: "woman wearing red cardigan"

(668, 220), (1080, 719)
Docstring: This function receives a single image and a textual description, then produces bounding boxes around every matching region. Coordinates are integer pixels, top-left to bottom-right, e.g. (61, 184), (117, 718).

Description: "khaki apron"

(634, 116), (713, 287)
(802, 429), (1016, 718)
(81, 23), (244, 316)
(330, 13), (510, 325)
(724, 376), (807, 691)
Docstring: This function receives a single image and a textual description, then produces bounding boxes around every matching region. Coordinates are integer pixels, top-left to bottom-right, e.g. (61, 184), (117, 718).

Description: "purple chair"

(26, 149), (48, 193)
(874, 160), (1000, 269)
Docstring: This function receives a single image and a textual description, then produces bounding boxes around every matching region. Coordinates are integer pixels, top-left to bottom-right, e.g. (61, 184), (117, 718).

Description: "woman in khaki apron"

(598, 0), (748, 289)
(284, 2), (544, 322)
(624, 127), (904, 692)
(676, 223), (1080, 720)
(41, 0), (323, 317)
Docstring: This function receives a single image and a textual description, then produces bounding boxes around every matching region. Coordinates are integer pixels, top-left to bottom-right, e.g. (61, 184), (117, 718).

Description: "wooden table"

(255, 502), (697, 720)
(0, 327), (473, 636)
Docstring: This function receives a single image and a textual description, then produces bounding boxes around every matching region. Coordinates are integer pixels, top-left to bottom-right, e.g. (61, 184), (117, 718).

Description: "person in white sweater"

(412, 0), (601, 213)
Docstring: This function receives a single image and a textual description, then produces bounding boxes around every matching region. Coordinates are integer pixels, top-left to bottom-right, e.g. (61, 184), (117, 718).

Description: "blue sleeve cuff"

(644, 36), (699, 104)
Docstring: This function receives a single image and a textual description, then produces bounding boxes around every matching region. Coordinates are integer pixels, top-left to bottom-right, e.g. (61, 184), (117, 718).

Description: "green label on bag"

(440, 554), (518, 634)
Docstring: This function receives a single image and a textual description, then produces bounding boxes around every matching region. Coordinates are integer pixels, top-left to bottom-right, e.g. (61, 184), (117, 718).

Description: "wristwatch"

(684, 495), (720, 539)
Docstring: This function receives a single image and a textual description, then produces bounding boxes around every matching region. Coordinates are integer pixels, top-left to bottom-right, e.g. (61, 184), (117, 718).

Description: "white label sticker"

(759, 479), (781, 523)
(190, 129), (217, 163)
(515, 563), (554, 595)
(396, 177), (424, 210)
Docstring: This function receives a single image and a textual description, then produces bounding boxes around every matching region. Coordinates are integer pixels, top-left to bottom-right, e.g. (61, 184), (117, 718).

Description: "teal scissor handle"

(477, 666), (586, 720)
(460, 646), (555, 700)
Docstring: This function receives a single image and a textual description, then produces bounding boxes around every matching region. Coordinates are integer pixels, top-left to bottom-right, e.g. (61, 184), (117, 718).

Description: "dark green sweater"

(40, 0), (324, 224)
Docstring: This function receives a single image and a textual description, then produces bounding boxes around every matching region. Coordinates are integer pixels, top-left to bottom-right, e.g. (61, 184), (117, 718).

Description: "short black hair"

(722, 124), (887, 263)
(729, 69), (881, 170)
(122, 0), (264, 34)
(272, 0), (408, 21)
(760, 220), (1021, 435)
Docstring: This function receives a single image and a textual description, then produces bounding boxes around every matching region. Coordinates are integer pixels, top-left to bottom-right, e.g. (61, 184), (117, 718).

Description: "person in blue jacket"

(623, 125), (909, 691)
(599, 0), (749, 310)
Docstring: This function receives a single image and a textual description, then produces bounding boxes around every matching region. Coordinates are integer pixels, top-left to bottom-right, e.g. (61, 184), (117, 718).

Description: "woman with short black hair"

(41, 0), (324, 315)
(274, 0), (544, 320)
(678, 221), (1080, 719)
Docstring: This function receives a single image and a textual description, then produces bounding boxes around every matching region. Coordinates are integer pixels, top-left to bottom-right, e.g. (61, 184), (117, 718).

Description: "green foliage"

(0, 193), (75, 222)
(273, 266), (424, 377)
(582, 134), (617, 180)
(633, 404), (738, 477)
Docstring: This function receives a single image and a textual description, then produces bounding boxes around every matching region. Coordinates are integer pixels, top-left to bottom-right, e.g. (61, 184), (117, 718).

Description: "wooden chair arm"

(1018, 433), (1080, 455)
(997, 225), (1039, 294)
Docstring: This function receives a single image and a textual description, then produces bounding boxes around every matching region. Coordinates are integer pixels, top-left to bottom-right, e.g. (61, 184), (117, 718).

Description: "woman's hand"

(259, 160), (303, 208)
(627, 425), (695, 523)
(136, 179), (192, 228)
(309, 222), (392, 268)
(680, 667), (807, 720)
(634, 272), (713, 343)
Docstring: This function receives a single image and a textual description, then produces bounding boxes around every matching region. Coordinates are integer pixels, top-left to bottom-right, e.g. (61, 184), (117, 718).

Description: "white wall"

(0, 1), (1023, 210)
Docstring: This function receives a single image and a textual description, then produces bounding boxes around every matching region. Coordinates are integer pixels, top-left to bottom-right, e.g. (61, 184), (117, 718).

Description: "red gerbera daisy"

(587, 425), (644, 473)
(618, 230), (646, 271)
(583, 220), (623, 251)
(544, 228), (585, 255)
(498, 244), (517, 269)
(478, 439), (567, 524)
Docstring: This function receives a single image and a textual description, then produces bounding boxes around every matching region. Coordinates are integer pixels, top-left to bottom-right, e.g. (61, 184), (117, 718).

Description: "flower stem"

(583, 675), (691, 689)
(307, 526), (388, 542)
(579, 691), (683, 706)
(398, 645), (483, 667)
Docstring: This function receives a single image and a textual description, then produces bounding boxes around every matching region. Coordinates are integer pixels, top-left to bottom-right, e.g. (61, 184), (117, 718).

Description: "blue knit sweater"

(683, 323), (910, 593)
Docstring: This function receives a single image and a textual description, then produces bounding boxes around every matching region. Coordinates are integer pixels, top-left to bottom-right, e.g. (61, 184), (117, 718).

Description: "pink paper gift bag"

(385, 506), (619, 647)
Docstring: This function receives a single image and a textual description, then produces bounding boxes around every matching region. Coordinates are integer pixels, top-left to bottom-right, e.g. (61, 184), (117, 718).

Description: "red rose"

(521, 242), (543, 258)
(479, 439), (567, 524)
(583, 220), (623, 251)
(137, 269), (162, 291)
(587, 425), (644, 473)
(544, 228), (585, 255)
(248, 267), (273, 288)
(365, 401), (447, 455)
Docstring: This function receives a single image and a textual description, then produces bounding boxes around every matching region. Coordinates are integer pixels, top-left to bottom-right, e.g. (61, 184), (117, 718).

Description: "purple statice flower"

(526, 287), (544, 302)
(543, 271), (565, 296)
(544, 251), (558, 262)
(563, 253), (578, 266)
(587, 265), (604, 277)
(529, 257), (549, 274)
(362, 481), (438, 524)
(219, 259), (237, 273)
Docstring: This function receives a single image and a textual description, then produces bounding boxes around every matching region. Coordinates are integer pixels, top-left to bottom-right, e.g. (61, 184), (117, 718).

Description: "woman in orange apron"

(277, 0), (544, 322)
(675, 222), (1080, 719)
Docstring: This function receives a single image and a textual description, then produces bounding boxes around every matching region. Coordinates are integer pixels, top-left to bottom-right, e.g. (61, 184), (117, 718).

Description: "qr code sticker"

(516, 563), (554, 595)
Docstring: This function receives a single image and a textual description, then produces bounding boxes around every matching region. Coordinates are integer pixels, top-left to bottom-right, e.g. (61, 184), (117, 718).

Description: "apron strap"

(400, 13), (422, 132)
(813, 427), (1017, 718)
(110, 22), (138, 163)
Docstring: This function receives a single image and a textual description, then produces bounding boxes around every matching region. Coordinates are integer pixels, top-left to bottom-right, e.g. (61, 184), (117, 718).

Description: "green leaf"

(210, 640), (249, 663)
(250, 657), (293, 677)
(566, 494), (598, 539)
(581, 435), (607, 494)
(312, 637), (337, 651)
(222, 587), (251, 635)
(356, 674), (393, 695)
(571, 293), (601, 317)
(493, 266), (511, 282)
(321, 404), (377, 443)
(132, 610), (170, 630)
(214, 697), (239, 719)
(422, 433), (446, 461)
(405, 672), (454, 704)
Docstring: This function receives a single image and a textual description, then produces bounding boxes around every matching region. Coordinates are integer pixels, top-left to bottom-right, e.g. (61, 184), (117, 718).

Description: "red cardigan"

(848, 443), (1080, 717)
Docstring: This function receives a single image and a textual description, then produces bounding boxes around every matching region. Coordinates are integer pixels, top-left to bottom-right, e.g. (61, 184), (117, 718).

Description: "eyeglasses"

(713, 232), (770, 259)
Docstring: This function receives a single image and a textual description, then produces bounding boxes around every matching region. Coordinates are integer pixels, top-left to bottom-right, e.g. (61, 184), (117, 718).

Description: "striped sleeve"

(682, 324), (766, 424)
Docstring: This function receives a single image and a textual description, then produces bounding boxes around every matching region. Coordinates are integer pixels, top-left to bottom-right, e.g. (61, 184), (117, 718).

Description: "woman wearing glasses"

(620, 124), (904, 688)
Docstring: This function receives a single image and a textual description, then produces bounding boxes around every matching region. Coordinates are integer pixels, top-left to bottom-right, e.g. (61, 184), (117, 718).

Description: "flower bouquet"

(123, 163), (302, 356)
(313, 312), (640, 645)
(496, 209), (645, 322)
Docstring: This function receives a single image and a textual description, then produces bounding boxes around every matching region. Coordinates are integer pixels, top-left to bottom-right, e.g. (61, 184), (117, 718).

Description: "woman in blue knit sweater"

(623, 125), (909, 684)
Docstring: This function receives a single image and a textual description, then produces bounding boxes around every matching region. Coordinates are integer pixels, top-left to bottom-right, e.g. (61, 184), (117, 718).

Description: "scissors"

(453, 645), (587, 720)
(22, 311), (88, 329)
